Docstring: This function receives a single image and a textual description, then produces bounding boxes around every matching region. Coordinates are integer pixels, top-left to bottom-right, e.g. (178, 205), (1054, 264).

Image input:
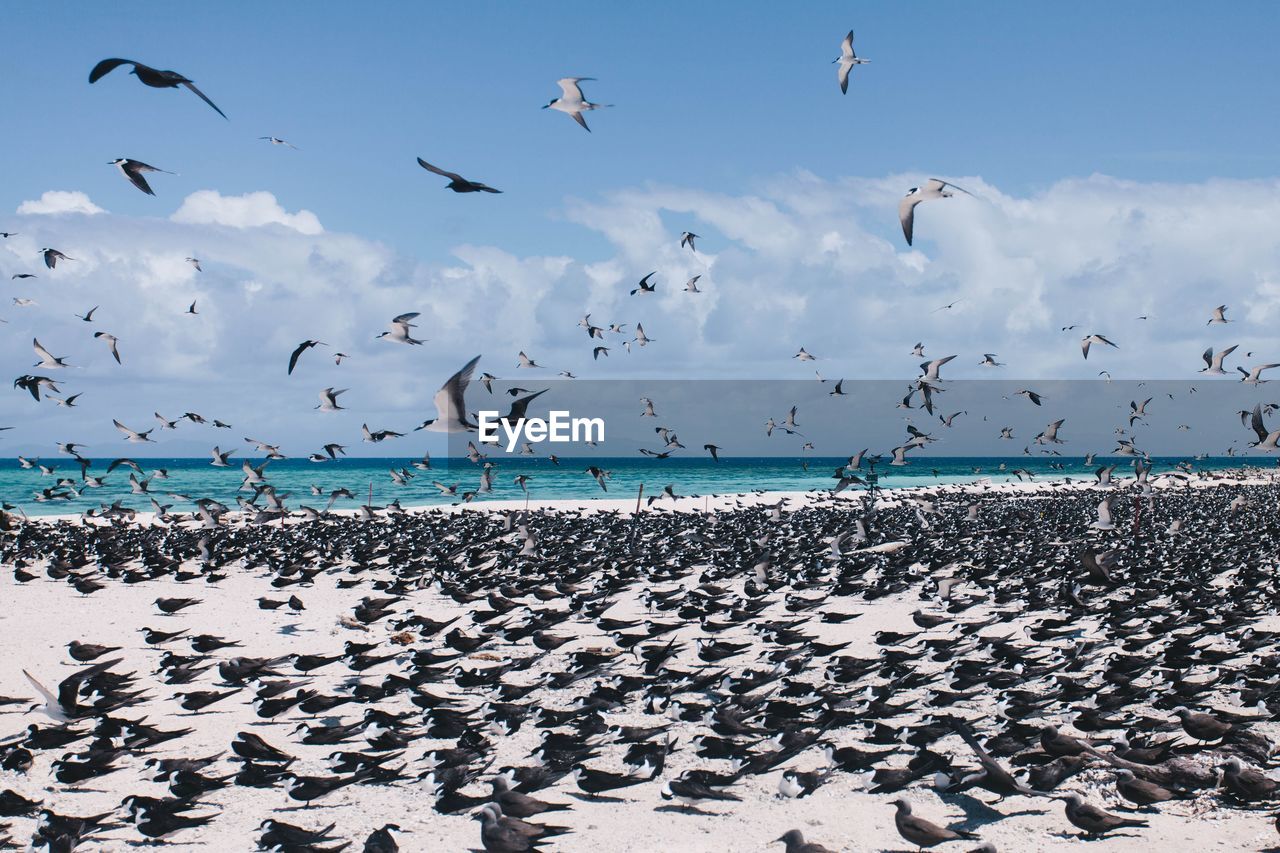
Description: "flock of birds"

(4, 480), (1280, 851)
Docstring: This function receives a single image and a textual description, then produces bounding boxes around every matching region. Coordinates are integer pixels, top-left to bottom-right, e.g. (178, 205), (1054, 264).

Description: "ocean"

(4, 454), (1270, 516)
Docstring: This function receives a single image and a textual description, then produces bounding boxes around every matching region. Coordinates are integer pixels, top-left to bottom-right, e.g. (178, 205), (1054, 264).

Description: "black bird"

(364, 823), (402, 852)
(89, 58), (227, 118)
(288, 340), (326, 375)
(109, 158), (173, 195)
(417, 158), (501, 193)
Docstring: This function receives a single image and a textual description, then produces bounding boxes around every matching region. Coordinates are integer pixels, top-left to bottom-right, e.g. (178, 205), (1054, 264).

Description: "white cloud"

(16, 190), (105, 216)
(2, 173), (1279, 457)
(171, 190), (323, 234)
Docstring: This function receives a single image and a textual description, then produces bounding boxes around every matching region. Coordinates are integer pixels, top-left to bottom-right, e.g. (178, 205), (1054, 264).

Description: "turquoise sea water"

(3, 455), (1271, 516)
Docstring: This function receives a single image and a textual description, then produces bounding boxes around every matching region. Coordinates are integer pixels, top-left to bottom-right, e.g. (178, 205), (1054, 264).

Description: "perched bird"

(89, 58), (227, 118)
(893, 800), (979, 848)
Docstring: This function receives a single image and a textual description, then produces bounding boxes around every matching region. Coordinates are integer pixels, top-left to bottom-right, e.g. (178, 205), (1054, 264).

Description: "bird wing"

(1251, 404), (1269, 442)
(417, 158), (465, 183)
(392, 312), (420, 324)
(571, 110), (591, 132)
(435, 355), (481, 429)
(89, 58), (134, 83)
(898, 194), (920, 245)
(181, 81), (228, 119)
(838, 63), (851, 95)
(557, 77), (593, 100)
(22, 670), (56, 705)
(32, 338), (56, 363)
(124, 164), (155, 195)
(287, 341), (310, 375)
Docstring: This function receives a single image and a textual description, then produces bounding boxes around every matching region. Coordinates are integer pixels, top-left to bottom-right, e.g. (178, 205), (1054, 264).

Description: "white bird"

(417, 355), (481, 433)
(834, 30), (870, 94)
(1035, 419), (1066, 445)
(899, 179), (972, 246)
(32, 339), (70, 369)
(1092, 497), (1115, 530)
(633, 324), (653, 347)
(1238, 363), (1280, 384)
(794, 347), (816, 362)
(186, 257), (202, 272)
(113, 419), (155, 443)
(979, 353), (1004, 367)
(543, 78), (611, 131)
(93, 332), (121, 364)
(680, 232), (699, 251)
(316, 387), (346, 412)
(259, 136), (299, 149)
(1200, 345), (1238, 375)
(919, 355), (956, 383)
(517, 351), (542, 368)
(377, 312), (424, 345)
(1207, 305), (1230, 325)
(684, 275), (702, 293)
(109, 158), (173, 195)
(1080, 334), (1118, 359)
(210, 446), (233, 467)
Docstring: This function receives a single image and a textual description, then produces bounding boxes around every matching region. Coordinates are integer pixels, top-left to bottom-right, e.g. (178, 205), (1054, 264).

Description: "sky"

(1, 2), (1279, 458)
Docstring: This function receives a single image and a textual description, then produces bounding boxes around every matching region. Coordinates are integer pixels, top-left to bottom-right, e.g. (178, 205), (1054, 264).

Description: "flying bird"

(93, 332), (122, 364)
(41, 248), (72, 269)
(416, 355), (481, 433)
(543, 77), (610, 131)
(288, 340), (326, 375)
(89, 58), (227, 119)
(377, 313), (424, 345)
(259, 136), (299, 148)
(631, 273), (657, 295)
(1081, 334), (1118, 359)
(109, 158), (173, 195)
(32, 339), (70, 369)
(416, 158), (501, 193)
(898, 179), (972, 246)
(834, 30), (870, 94)
(680, 232), (699, 251)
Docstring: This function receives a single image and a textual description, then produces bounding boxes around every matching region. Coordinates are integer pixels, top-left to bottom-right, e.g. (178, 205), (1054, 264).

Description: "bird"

(1200, 345), (1239, 375)
(543, 77), (610, 131)
(1080, 334), (1118, 359)
(680, 232), (699, 251)
(259, 136), (299, 148)
(93, 332), (122, 364)
(631, 272), (657, 295)
(89, 58), (227, 118)
(186, 300), (198, 315)
(186, 258), (202, 272)
(1207, 304), (1231, 325)
(899, 179), (972, 245)
(416, 356), (481, 433)
(1058, 792), (1148, 836)
(377, 313), (424, 345)
(777, 829), (834, 853)
(75, 306), (99, 322)
(892, 800), (979, 848)
(834, 30), (870, 94)
(416, 158), (501, 193)
(109, 159), (173, 195)
(684, 275), (702, 292)
(32, 339), (70, 369)
(288, 340), (326, 375)
(113, 420), (155, 443)
(41, 248), (72, 269)
(316, 388), (346, 412)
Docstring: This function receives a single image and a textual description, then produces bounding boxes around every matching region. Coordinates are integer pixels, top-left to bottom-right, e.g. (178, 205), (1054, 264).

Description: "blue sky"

(2, 2), (1277, 260)
(2, 2), (1280, 459)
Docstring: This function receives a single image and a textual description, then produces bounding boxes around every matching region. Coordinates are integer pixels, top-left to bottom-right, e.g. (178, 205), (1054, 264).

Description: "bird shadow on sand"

(939, 791), (1046, 831)
(1049, 830), (1143, 841)
(653, 804), (721, 816)
(567, 792), (629, 803)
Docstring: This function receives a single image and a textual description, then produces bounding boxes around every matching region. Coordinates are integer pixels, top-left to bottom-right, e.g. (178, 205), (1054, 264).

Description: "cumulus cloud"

(171, 190), (323, 234)
(1, 174), (1277, 457)
(16, 190), (105, 216)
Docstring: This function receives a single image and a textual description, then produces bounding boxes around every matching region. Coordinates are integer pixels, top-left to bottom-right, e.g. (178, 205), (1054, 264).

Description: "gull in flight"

(41, 248), (73, 269)
(793, 348), (816, 362)
(834, 30), (870, 94)
(32, 339), (70, 369)
(631, 272), (657, 295)
(377, 312), (424, 345)
(186, 257), (202, 272)
(113, 419), (155, 443)
(316, 387), (346, 412)
(1249, 404), (1280, 450)
(89, 58), (227, 119)
(109, 158), (173, 195)
(899, 179), (971, 246)
(979, 353), (1004, 367)
(417, 158), (501, 193)
(260, 136), (299, 149)
(1199, 345), (1238, 375)
(93, 332), (122, 364)
(416, 355), (481, 433)
(918, 355), (956, 383)
(1080, 334), (1118, 359)
(543, 78), (611, 132)
(1034, 419), (1066, 445)
(1207, 305), (1230, 325)
(517, 351), (542, 368)
(684, 275), (702, 293)
(288, 340), (326, 375)
(1237, 363), (1280, 384)
(680, 232), (699, 251)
